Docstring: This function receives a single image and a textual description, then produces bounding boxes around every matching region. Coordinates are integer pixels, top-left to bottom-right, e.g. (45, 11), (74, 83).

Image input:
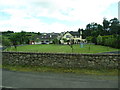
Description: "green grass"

(2, 65), (118, 76)
(4, 44), (120, 54)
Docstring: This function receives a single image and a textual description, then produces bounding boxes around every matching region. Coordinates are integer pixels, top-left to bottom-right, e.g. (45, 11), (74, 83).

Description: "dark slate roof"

(34, 33), (59, 40)
(69, 31), (80, 37)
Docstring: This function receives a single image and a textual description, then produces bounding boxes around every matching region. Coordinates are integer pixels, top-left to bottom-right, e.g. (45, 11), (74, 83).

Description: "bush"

(96, 35), (120, 49)
(97, 35), (102, 45)
(2, 36), (11, 47)
(53, 38), (59, 44)
(86, 36), (93, 43)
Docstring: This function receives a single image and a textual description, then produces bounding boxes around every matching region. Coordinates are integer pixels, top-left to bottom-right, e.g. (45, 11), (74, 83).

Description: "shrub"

(97, 35), (102, 45)
(96, 35), (120, 49)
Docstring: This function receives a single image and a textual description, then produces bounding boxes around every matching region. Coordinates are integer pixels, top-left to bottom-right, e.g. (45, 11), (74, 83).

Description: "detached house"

(33, 33), (59, 44)
(59, 31), (86, 44)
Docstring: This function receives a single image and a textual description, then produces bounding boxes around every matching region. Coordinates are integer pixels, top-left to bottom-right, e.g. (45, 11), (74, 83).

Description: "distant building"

(59, 31), (86, 44)
(32, 33), (60, 44)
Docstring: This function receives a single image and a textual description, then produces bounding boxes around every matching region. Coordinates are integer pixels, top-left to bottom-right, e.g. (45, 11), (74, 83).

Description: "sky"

(0, 0), (119, 33)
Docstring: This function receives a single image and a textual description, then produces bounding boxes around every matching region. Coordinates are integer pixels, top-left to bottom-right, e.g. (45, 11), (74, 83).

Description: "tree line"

(1, 31), (40, 49)
(81, 17), (120, 48)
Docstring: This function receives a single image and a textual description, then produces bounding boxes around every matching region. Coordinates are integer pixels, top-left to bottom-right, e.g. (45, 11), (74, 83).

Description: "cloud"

(0, 11), (11, 20)
(0, 0), (119, 33)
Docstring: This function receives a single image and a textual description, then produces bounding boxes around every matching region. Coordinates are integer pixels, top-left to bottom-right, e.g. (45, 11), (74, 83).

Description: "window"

(66, 35), (70, 38)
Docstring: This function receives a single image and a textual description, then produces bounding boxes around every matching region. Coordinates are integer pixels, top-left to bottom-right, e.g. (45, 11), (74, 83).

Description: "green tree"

(85, 23), (104, 38)
(53, 38), (59, 44)
(19, 31), (30, 44)
(2, 36), (11, 50)
(110, 18), (120, 35)
(2, 30), (14, 36)
(37, 32), (41, 35)
(86, 24), (91, 30)
(78, 28), (81, 37)
(9, 33), (20, 48)
(110, 18), (119, 25)
(86, 36), (93, 43)
(97, 35), (102, 45)
(103, 18), (110, 30)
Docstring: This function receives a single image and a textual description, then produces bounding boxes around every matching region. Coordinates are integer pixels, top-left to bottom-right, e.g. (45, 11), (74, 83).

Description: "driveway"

(2, 69), (118, 88)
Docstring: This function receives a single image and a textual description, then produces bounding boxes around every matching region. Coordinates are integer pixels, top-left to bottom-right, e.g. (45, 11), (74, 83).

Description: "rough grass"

(2, 65), (118, 76)
(5, 44), (120, 54)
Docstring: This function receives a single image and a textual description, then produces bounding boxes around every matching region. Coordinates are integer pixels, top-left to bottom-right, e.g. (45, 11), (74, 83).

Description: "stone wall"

(2, 52), (120, 69)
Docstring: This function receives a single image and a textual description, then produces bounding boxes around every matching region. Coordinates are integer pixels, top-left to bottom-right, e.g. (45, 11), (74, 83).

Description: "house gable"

(69, 31), (80, 37)
(62, 31), (80, 39)
(62, 32), (73, 39)
(60, 31), (86, 44)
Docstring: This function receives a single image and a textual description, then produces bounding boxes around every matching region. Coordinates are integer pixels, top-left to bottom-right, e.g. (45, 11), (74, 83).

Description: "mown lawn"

(4, 44), (120, 54)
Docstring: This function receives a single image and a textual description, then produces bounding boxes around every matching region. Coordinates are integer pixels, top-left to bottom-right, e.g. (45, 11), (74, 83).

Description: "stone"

(2, 52), (120, 69)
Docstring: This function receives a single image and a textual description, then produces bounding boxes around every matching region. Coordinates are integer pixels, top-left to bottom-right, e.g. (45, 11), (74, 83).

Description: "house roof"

(34, 33), (60, 40)
(68, 31), (80, 37)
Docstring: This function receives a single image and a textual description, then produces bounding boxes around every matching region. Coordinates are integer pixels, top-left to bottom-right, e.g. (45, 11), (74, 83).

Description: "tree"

(19, 31), (29, 44)
(78, 28), (81, 37)
(9, 31), (31, 48)
(85, 23), (103, 37)
(97, 35), (102, 45)
(86, 24), (91, 30)
(110, 18), (119, 25)
(9, 33), (20, 48)
(83, 24), (93, 38)
(69, 39), (74, 53)
(37, 32), (41, 35)
(103, 18), (110, 30)
(109, 18), (120, 35)
(2, 30), (14, 35)
(2, 36), (11, 50)
(86, 36), (93, 43)
(53, 38), (59, 44)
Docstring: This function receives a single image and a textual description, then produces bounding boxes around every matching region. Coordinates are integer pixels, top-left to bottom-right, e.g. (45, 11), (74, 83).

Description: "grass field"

(2, 65), (118, 76)
(5, 44), (120, 54)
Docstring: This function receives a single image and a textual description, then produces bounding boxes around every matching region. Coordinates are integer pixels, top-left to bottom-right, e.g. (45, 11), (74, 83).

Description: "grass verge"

(2, 65), (118, 76)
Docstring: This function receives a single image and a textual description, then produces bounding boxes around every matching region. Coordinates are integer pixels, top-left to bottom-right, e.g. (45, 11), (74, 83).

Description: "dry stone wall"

(2, 52), (120, 69)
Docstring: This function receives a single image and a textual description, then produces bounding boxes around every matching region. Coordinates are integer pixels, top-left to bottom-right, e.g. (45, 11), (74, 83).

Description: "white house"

(59, 31), (86, 44)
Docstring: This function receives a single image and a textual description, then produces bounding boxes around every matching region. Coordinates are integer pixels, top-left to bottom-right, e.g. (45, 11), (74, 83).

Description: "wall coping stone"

(2, 51), (120, 56)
